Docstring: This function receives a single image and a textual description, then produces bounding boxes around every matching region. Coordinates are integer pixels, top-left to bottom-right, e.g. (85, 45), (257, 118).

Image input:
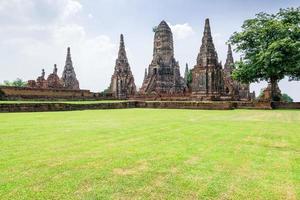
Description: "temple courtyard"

(0, 109), (299, 199)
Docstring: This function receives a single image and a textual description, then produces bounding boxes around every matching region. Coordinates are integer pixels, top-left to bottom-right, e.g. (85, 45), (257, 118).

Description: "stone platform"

(0, 101), (299, 113)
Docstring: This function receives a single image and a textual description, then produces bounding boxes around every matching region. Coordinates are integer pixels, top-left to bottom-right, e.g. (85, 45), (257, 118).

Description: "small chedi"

(28, 47), (80, 90)
(259, 82), (282, 101)
(108, 34), (136, 99)
(47, 64), (63, 89)
(191, 19), (253, 100)
(140, 20), (186, 94)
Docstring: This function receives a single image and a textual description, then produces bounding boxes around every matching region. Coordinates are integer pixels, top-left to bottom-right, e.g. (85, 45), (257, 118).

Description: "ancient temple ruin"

(223, 44), (253, 100)
(28, 48), (80, 90)
(23, 18), (256, 101)
(191, 19), (253, 100)
(61, 47), (80, 90)
(108, 34), (136, 99)
(47, 64), (63, 89)
(191, 19), (223, 98)
(140, 20), (186, 94)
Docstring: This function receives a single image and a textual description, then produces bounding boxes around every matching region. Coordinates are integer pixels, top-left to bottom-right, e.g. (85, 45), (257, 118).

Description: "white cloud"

(0, 0), (34, 23)
(61, 0), (82, 19)
(88, 13), (94, 19)
(168, 22), (195, 40)
(53, 24), (86, 45)
(0, 0), (117, 92)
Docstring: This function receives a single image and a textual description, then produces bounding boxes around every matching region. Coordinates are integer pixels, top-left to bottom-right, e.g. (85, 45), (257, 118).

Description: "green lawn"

(0, 109), (299, 200)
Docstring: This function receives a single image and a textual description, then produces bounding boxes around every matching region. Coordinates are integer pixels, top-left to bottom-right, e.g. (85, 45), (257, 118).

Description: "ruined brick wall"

(1, 100), (299, 113)
(0, 86), (114, 100)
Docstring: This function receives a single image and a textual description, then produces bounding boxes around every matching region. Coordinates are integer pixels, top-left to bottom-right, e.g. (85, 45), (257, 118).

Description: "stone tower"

(224, 44), (235, 76)
(109, 34), (136, 99)
(140, 20), (186, 94)
(223, 44), (238, 96)
(36, 69), (47, 88)
(61, 47), (80, 90)
(191, 18), (223, 97)
(223, 44), (251, 99)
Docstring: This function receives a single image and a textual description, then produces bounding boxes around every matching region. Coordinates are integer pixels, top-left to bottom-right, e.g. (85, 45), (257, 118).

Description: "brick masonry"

(1, 101), (299, 113)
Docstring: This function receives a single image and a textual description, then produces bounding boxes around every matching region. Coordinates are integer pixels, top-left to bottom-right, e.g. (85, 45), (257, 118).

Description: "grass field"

(0, 109), (299, 200)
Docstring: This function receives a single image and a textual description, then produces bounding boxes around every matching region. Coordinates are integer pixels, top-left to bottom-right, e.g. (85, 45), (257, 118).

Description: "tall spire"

(204, 18), (212, 38)
(109, 34), (136, 99)
(115, 34), (129, 71)
(53, 64), (58, 74)
(120, 34), (125, 48)
(61, 47), (79, 90)
(224, 44), (235, 71)
(196, 18), (219, 67)
(144, 68), (148, 79)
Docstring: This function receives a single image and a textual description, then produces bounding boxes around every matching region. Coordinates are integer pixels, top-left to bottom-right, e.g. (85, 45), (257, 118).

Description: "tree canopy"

(1, 78), (28, 87)
(229, 7), (300, 100)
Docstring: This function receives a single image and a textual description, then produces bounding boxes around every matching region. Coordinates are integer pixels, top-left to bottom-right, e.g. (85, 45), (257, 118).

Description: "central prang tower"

(140, 20), (186, 94)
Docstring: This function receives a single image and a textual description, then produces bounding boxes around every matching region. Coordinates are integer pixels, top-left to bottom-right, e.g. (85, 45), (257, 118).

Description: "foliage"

(152, 26), (158, 33)
(229, 7), (300, 100)
(281, 93), (294, 102)
(0, 109), (299, 199)
(187, 70), (192, 86)
(1, 78), (28, 87)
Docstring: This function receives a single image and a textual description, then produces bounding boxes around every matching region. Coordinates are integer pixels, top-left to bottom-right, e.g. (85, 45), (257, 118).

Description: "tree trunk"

(270, 78), (279, 101)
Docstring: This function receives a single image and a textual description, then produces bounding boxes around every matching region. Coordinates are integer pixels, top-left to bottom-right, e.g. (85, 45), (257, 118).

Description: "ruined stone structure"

(61, 47), (80, 90)
(36, 69), (47, 89)
(191, 19), (223, 98)
(259, 82), (282, 101)
(140, 21), (186, 94)
(47, 64), (63, 89)
(109, 34), (136, 99)
(223, 45), (253, 100)
(20, 19), (258, 101)
(191, 19), (253, 100)
(28, 47), (80, 91)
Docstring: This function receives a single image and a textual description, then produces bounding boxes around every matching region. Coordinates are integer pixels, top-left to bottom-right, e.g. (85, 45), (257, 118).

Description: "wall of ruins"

(0, 86), (114, 100)
(1, 100), (299, 113)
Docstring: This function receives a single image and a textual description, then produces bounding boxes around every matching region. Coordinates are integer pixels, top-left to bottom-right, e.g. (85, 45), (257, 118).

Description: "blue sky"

(0, 0), (299, 100)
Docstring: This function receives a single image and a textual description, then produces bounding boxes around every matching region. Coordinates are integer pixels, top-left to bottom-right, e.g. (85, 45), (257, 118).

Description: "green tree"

(281, 93), (293, 102)
(187, 70), (193, 87)
(229, 7), (300, 101)
(2, 78), (27, 87)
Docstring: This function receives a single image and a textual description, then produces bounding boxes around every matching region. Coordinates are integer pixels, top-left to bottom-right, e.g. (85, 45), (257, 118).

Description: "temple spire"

(117, 34), (128, 64)
(41, 69), (45, 79)
(144, 68), (148, 79)
(109, 34), (136, 99)
(197, 18), (218, 67)
(224, 44), (235, 72)
(204, 18), (212, 38)
(120, 34), (125, 48)
(53, 64), (58, 74)
(61, 47), (79, 90)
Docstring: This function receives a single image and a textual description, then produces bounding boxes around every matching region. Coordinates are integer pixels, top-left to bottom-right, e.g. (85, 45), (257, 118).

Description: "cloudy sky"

(0, 0), (299, 100)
